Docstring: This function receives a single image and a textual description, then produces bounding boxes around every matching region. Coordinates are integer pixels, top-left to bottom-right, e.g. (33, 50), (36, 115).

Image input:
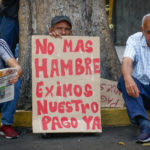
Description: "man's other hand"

(124, 75), (139, 98)
(9, 72), (19, 84)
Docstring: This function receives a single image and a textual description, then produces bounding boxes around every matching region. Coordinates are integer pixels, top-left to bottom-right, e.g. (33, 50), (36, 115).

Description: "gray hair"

(142, 14), (150, 27)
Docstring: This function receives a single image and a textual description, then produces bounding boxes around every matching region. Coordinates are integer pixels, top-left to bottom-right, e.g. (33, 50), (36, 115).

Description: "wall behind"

(114, 0), (150, 45)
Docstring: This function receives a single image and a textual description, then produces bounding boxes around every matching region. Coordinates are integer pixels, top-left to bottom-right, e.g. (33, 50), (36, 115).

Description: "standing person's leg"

(0, 16), (3, 29)
(0, 79), (21, 139)
(118, 76), (150, 142)
(0, 16), (3, 38)
(12, 20), (19, 58)
(0, 16), (19, 57)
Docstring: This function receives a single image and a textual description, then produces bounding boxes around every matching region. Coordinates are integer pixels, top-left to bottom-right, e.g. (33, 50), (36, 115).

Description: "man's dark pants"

(117, 76), (150, 124)
(0, 16), (19, 57)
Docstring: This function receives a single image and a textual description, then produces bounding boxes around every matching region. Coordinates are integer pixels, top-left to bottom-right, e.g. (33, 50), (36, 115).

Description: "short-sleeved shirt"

(0, 39), (14, 69)
(123, 32), (150, 85)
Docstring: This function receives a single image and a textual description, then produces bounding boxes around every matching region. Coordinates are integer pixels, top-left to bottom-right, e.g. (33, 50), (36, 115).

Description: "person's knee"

(117, 76), (125, 92)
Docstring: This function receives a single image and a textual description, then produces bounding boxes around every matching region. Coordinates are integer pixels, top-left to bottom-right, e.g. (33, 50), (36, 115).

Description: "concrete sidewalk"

(0, 126), (150, 150)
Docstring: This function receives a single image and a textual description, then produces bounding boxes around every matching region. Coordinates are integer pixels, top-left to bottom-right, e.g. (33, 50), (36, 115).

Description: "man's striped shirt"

(0, 39), (14, 69)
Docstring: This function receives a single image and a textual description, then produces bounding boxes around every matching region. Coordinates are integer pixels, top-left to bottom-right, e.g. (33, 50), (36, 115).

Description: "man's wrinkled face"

(141, 17), (150, 46)
(50, 21), (72, 36)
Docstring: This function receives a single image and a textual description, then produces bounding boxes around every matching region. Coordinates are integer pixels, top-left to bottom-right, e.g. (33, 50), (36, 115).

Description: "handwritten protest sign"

(100, 78), (124, 108)
(32, 36), (101, 133)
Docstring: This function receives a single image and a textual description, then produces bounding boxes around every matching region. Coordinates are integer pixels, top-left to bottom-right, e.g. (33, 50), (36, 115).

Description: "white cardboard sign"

(32, 36), (101, 133)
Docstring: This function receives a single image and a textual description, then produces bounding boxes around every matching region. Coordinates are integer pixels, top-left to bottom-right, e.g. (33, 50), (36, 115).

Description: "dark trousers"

(117, 76), (150, 124)
(0, 16), (19, 57)
(0, 79), (21, 125)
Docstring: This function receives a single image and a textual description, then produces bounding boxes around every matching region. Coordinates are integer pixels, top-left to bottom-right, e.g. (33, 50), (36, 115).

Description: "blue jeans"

(117, 76), (150, 124)
(0, 16), (20, 125)
(0, 79), (21, 125)
(0, 16), (19, 57)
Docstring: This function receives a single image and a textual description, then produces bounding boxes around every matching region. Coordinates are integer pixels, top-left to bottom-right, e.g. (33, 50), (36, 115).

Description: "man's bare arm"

(7, 58), (22, 77)
(7, 58), (23, 84)
(122, 57), (139, 98)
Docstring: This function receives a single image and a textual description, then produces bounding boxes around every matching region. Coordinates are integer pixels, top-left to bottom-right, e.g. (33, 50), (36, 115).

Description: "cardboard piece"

(100, 78), (124, 108)
(32, 36), (101, 133)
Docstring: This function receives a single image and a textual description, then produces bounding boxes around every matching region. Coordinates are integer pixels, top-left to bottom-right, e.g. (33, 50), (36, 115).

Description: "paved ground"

(0, 126), (150, 150)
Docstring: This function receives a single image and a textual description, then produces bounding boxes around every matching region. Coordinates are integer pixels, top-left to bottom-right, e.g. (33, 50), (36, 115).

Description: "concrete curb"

(0, 108), (150, 127)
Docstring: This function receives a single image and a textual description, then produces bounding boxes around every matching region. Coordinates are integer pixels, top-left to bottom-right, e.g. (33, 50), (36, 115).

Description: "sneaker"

(136, 126), (150, 143)
(0, 124), (18, 139)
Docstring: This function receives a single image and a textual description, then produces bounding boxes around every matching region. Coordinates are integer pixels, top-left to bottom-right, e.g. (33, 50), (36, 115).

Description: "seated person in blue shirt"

(118, 14), (150, 143)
